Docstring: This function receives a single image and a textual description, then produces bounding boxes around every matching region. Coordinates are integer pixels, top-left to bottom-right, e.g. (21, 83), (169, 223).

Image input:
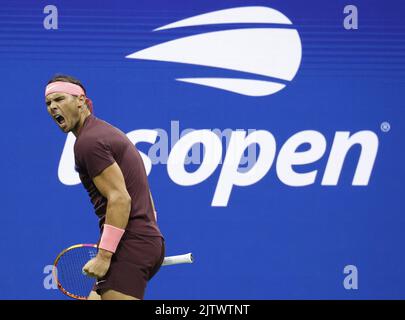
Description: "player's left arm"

(82, 162), (131, 278)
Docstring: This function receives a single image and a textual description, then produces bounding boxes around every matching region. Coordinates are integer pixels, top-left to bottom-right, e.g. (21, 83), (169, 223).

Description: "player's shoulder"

(75, 117), (124, 151)
(74, 118), (106, 148)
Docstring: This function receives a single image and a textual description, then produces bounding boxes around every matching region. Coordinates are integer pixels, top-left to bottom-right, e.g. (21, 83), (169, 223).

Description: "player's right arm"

(82, 162), (131, 278)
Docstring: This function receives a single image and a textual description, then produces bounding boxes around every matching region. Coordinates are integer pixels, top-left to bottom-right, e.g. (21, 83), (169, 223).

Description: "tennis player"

(45, 75), (165, 300)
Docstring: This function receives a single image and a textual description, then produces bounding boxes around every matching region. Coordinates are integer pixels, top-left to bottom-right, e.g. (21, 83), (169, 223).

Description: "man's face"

(46, 92), (82, 133)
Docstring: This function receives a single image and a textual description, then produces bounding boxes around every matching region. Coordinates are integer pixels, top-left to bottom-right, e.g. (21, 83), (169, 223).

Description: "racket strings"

(56, 246), (98, 299)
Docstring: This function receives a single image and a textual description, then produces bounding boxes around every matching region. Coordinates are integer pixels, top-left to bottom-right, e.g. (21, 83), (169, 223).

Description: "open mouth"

(54, 114), (65, 126)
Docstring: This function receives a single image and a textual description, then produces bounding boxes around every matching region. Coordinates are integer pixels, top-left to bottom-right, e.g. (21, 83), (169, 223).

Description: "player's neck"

(72, 112), (91, 137)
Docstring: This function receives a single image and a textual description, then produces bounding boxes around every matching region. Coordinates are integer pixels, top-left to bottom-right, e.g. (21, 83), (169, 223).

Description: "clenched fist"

(82, 249), (113, 279)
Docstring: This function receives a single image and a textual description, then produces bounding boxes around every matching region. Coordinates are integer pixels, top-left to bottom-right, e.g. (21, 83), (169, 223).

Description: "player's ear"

(77, 95), (86, 109)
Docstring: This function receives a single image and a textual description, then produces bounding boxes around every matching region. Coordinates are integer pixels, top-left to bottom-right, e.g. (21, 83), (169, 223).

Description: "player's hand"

(82, 250), (113, 279)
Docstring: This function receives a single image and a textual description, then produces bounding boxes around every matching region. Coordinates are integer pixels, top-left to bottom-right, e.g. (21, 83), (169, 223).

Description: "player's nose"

(48, 102), (59, 113)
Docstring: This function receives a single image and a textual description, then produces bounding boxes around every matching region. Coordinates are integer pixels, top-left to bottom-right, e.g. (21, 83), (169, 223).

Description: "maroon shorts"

(94, 232), (165, 299)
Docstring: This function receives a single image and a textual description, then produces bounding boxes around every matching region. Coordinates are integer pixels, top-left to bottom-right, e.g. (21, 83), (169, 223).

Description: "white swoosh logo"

(153, 6), (292, 31)
(126, 6), (302, 96)
(46, 84), (59, 91)
(176, 78), (285, 96)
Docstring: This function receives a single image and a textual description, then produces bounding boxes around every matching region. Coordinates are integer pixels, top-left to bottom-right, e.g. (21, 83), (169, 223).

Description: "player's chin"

(57, 121), (69, 133)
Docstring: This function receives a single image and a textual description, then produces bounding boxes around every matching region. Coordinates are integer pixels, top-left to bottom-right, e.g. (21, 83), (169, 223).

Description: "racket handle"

(162, 253), (193, 266)
(81, 252), (194, 272)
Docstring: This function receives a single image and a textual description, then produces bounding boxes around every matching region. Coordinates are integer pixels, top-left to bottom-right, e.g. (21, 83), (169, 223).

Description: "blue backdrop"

(1, 0), (404, 299)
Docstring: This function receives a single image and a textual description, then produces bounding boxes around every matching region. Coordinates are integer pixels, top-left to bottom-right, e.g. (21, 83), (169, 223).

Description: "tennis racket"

(53, 243), (193, 300)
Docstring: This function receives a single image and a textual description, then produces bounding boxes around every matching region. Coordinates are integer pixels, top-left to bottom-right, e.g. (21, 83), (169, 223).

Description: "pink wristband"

(99, 224), (125, 253)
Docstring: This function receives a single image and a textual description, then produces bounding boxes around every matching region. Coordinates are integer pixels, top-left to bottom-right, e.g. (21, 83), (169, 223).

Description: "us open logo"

(57, 7), (379, 207)
(126, 6), (302, 97)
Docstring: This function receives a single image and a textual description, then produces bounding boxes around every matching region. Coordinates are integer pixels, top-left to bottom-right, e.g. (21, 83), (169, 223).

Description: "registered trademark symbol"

(380, 122), (391, 132)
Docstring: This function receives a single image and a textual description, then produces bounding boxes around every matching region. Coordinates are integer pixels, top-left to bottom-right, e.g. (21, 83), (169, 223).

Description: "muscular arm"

(93, 162), (131, 257)
(83, 162), (131, 277)
(93, 162), (131, 228)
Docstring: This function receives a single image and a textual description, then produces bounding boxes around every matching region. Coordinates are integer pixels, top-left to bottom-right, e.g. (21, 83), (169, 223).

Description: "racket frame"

(53, 243), (98, 300)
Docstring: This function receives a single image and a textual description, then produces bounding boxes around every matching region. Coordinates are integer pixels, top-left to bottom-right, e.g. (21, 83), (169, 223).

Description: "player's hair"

(47, 74), (87, 95)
